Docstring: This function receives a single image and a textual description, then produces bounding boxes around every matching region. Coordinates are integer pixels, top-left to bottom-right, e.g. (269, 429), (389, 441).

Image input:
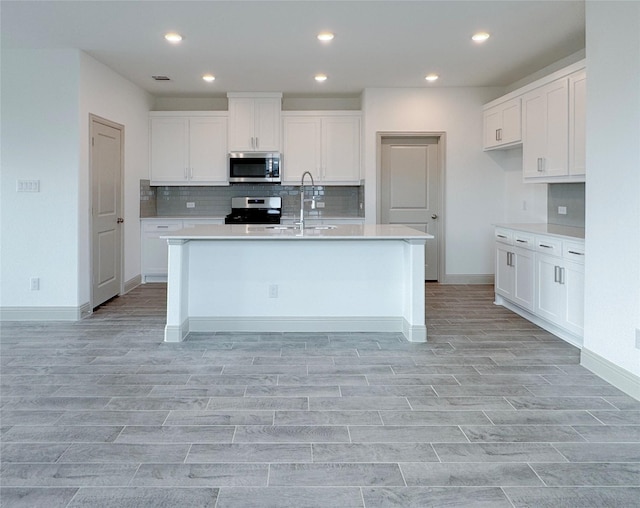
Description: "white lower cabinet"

(495, 230), (534, 312)
(495, 226), (584, 346)
(535, 252), (585, 337)
(141, 219), (223, 282)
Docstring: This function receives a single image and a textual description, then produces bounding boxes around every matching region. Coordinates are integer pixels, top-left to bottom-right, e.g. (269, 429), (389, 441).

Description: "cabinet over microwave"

(228, 152), (281, 183)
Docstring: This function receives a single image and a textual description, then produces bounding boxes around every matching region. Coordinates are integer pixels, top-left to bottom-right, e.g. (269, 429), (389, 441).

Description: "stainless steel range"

(224, 197), (282, 225)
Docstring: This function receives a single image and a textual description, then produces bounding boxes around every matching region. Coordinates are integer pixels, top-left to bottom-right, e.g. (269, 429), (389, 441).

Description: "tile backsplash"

(547, 183), (585, 228)
(140, 180), (364, 218)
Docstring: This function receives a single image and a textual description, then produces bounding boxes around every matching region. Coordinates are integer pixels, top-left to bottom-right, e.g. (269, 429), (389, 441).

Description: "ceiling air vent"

(152, 75), (171, 81)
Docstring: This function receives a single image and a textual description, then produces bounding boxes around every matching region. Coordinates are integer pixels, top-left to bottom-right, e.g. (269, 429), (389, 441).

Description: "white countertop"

(496, 223), (585, 240)
(161, 224), (432, 241)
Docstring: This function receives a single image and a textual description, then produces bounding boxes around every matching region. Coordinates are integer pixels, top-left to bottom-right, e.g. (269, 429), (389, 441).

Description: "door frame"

(376, 131), (446, 283)
(89, 114), (125, 309)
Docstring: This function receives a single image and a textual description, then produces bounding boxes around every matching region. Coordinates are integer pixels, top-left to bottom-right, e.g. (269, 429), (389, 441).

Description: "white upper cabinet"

(522, 78), (569, 180)
(483, 97), (521, 150)
(149, 112), (228, 186)
(227, 93), (282, 152)
(569, 69), (587, 177)
(483, 60), (586, 184)
(282, 112), (361, 185)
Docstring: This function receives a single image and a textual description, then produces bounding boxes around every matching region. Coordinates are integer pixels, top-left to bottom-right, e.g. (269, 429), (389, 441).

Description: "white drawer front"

(495, 228), (514, 245)
(563, 241), (586, 263)
(513, 232), (535, 250)
(535, 236), (562, 256)
(142, 220), (183, 232)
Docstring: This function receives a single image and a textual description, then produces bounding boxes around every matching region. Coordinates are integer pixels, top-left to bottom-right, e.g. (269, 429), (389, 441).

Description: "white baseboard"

(581, 348), (640, 401)
(170, 316), (420, 342)
(494, 296), (583, 349)
(123, 275), (141, 294)
(1, 304), (89, 321)
(440, 274), (494, 285)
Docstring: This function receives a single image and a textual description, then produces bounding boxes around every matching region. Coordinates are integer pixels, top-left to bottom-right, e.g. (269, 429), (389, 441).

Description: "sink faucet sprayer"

(298, 171), (316, 230)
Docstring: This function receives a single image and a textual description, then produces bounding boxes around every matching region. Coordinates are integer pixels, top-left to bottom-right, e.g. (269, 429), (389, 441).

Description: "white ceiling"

(1, 0), (585, 97)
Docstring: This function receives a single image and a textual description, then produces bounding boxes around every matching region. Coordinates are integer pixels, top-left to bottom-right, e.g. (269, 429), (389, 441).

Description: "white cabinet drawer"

(513, 232), (535, 250)
(563, 241), (585, 263)
(535, 236), (562, 256)
(495, 228), (514, 245)
(142, 220), (183, 232)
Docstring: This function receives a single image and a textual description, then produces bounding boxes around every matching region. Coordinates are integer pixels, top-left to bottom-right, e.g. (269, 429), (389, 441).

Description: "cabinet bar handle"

(496, 128), (502, 141)
(568, 250), (584, 256)
(157, 226), (169, 229)
(554, 265), (560, 283)
(497, 234), (508, 239)
(539, 244), (552, 248)
(537, 157), (544, 172)
(256, 137), (259, 149)
(516, 239), (527, 243)
(559, 267), (565, 285)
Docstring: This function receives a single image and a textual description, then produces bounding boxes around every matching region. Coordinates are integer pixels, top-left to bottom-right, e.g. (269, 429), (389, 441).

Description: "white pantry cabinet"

(494, 225), (585, 347)
(282, 112), (361, 185)
(483, 98), (521, 150)
(149, 112), (228, 186)
(227, 93), (282, 152)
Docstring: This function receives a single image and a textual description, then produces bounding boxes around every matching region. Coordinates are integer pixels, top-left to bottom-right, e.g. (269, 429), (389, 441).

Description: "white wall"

(583, 2), (640, 389)
(79, 52), (154, 303)
(0, 50), (81, 310)
(0, 49), (152, 316)
(362, 87), (543, 278)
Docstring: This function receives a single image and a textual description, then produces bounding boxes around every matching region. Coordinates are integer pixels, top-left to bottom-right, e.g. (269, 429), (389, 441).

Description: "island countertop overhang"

(161, 223), (433, 242)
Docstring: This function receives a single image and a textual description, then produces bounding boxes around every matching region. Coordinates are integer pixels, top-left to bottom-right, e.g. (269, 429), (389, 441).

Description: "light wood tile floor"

(1, 283), (639, 507)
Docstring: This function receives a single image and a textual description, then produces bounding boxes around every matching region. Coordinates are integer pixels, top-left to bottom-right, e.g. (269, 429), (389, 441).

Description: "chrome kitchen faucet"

(298, 171), (315, 229)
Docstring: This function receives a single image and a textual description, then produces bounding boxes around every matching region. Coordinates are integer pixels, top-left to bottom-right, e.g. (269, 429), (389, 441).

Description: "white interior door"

(380, 136), (441, 280)
(91, 116), (123, 307)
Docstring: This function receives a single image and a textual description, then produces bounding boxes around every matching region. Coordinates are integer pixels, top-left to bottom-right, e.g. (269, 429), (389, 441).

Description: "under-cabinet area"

(494, 224), (585, 347)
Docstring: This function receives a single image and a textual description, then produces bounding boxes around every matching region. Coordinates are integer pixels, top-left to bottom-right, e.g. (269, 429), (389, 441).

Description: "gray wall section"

(547, 182), (585, 227)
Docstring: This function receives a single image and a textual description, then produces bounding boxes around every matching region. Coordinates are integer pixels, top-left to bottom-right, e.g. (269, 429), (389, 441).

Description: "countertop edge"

(495, 223), (585, 240)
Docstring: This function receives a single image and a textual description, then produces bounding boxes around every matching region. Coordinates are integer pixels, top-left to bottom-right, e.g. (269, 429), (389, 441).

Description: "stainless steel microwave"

(228, 152), (281, 183)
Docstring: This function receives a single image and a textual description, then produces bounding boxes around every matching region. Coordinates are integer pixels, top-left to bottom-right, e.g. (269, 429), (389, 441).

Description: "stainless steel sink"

(264, 225), (337, 231)
(308, 225), (337, 230)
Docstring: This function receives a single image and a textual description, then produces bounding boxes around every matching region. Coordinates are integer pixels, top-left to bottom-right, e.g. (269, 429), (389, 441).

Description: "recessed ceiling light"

(317, 32), (335, 42)
(164, 32), (183, 43)
(315, 74), (328, 82)
(425, 74), (439, 82)
(472, 32), (490, 43)
(202, 74), (215, 82)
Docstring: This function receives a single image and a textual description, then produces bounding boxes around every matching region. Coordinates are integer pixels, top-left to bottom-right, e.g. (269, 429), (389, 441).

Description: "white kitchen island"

(161, 224), (432, 343)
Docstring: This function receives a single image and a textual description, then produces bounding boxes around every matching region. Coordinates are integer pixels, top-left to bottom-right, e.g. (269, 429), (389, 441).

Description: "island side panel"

(184, 238), (421, 336)
(403, 239), (427, 342)
(164, 239), (190, 342)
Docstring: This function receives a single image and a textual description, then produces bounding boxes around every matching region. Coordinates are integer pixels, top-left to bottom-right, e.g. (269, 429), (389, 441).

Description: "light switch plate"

(558, 206), (567, 215)
(186, 202), (195, 208)
(17, 179), (40, 192)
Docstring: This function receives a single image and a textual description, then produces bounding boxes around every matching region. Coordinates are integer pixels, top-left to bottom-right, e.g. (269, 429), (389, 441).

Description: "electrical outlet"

(30, 277), (40, 291)
(186, 202), (196, 208)
(316, 201), (325, 208)
(558, 206), (567, 215)
(268, 284), (278, 298)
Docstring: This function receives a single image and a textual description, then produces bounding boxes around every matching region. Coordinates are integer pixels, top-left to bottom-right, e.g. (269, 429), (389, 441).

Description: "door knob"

(431, 214), (438, 220)
(117, 218), (124, 224)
